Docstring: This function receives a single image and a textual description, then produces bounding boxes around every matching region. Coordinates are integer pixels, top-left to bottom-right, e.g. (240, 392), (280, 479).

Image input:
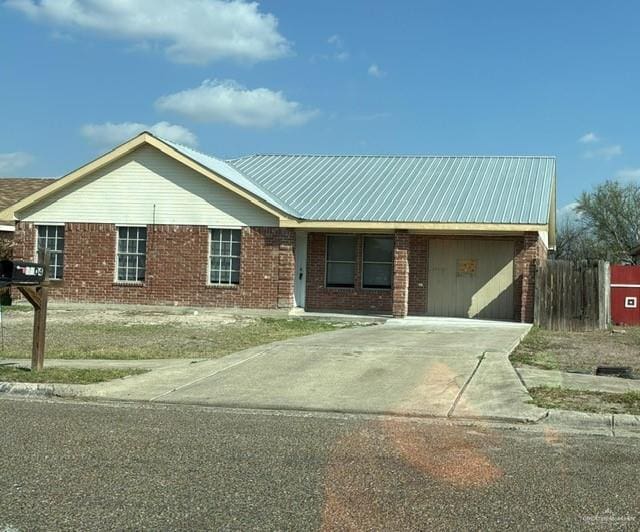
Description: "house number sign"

(457, 259), (477, 275)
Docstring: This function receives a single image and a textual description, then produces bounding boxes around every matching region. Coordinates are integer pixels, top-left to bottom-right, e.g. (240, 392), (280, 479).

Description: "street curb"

(0, 381), (82, 398)
(450, 410), (550, 425)
(3, 386), (639, 437)
(541, 409), (640, 437)
(1, 382), (545, 424)
(0, 382), (547, 426)
(145, 397), (552, 425)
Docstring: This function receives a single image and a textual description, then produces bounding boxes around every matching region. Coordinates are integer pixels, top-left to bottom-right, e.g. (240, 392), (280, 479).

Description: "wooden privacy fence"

(534, 260), (610, 331)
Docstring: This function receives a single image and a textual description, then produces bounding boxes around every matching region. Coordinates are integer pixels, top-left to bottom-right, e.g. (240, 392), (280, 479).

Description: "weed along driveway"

(87, 317), (539, 421)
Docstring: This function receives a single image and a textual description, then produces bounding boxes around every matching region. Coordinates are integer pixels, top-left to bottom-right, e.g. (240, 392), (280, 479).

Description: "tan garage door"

(427, 239), (515, 320)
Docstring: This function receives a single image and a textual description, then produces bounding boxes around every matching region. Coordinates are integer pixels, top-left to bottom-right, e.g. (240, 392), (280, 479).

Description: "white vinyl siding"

(20, 146), (278, 227)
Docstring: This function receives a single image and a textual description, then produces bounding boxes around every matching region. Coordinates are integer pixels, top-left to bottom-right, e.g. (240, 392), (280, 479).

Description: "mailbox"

(0, 260), (46, 286)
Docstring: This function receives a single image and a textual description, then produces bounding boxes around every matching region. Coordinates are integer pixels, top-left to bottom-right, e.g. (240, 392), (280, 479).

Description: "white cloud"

(584, 144), (622, 160)
(368, 63), (386, 78)
(616, 168), (640, 180)
(558, 202), (579, 216)
(579, 132), (599, 144)
(6, 0), (291, 64)
(317, 34), (349, 61)
(81, 121), (198, 147)
(0, 152), (33, 174)
(327, 34), (343, 48)
(557, 202), (582, 224)
(156, 80), (319, 128)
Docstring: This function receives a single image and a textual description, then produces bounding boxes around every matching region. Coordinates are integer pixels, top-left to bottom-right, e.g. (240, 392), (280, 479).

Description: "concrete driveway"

(86, 317), (544, 421)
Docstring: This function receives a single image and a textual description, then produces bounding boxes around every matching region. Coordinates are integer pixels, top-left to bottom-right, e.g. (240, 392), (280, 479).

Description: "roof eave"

(280, 220), (549, 232)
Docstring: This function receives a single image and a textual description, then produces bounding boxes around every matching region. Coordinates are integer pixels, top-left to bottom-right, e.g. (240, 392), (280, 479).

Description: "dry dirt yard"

(511, 326), (640, 375)
(511, 326), (640, 415)
(0, 303), (356, 360)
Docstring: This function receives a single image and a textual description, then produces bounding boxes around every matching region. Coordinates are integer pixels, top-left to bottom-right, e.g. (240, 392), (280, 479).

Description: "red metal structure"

(610, 265), (640, 325)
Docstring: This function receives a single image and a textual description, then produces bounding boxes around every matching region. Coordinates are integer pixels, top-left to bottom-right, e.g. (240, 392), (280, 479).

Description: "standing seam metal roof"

(160, 139), (554, 224)
(226, 154), (555, 224)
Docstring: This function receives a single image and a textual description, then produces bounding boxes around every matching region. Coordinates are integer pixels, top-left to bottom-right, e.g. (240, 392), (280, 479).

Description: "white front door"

(294, 231), (307, 308)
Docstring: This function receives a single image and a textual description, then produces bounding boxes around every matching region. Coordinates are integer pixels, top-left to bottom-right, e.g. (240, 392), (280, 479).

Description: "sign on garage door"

(427, 239), (515, 320)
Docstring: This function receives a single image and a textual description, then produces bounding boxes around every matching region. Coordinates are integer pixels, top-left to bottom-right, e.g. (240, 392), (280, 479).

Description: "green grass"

(529, 386), (640, 415)
(509, 327), (560, 370)
(0, 304), (32, 313)
(0, 317), (354, 360)
(0, 366), (148, 384)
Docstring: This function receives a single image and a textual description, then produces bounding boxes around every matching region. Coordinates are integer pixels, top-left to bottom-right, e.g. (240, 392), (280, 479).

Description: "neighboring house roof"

(0, 178), (56, 228)
(227, 154), (555, 224)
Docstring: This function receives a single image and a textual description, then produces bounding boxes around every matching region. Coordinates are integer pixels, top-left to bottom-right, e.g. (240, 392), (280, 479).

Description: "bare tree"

(575, 180), (640, 264)
(554, 216), (602, 260)
(0, 237), (12, 261)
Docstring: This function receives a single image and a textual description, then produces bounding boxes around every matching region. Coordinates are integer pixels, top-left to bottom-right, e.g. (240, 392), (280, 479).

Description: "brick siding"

(13, 222), (294, 309)
(392, 232), (409, 317)
(305, 232), (546, 322)
(514, 231), (548, 323)
(12, 222), (546, 321)
(407, 235), (428, 315)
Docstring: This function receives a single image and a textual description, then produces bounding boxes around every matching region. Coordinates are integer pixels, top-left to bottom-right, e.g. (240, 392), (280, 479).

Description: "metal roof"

(226, 155), (555, 224)
(160, 138), (555, 224)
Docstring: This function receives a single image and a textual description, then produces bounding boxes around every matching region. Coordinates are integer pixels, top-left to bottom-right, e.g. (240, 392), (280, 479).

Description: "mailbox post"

(0, 258), (49, 371)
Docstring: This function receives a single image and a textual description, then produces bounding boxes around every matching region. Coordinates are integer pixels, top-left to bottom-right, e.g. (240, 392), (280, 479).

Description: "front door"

(294, 231), (307, 308)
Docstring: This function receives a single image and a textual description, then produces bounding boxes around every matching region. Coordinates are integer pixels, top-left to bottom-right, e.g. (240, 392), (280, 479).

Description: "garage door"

(427, 239), (515, 320)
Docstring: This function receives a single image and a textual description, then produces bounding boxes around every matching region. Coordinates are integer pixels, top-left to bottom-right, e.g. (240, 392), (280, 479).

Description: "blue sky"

(1, 0), (639, 210)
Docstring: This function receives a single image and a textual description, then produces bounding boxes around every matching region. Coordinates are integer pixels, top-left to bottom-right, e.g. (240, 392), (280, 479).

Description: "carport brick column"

(515, 232), (542, 323)
(392, 231), (410, 318)
(277, 229), (295, 308)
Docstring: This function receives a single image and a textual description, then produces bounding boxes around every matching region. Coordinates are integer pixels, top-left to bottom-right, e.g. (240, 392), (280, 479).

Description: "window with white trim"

(116, 227), (147, 282)
(326, 235), (356, 287)
(210, 229), (241, 285)
(362, 236), (393, 289)
(37, 225), (64, 280)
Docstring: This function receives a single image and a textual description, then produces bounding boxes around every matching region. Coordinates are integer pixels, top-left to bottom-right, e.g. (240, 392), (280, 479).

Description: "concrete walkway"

(1, 317), (543, 423)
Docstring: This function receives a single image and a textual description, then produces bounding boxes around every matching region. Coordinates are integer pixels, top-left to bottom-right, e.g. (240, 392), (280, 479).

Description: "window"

(326, 235), (356, 287)
(116, 227), (147, 282)
(37, 225), (64, 280)
(210, 229), (241, 285)
(362, 236), (394, 289)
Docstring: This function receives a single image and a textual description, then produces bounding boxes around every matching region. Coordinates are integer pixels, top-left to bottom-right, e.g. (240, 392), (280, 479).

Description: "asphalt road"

(1, 398), (639, 531)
